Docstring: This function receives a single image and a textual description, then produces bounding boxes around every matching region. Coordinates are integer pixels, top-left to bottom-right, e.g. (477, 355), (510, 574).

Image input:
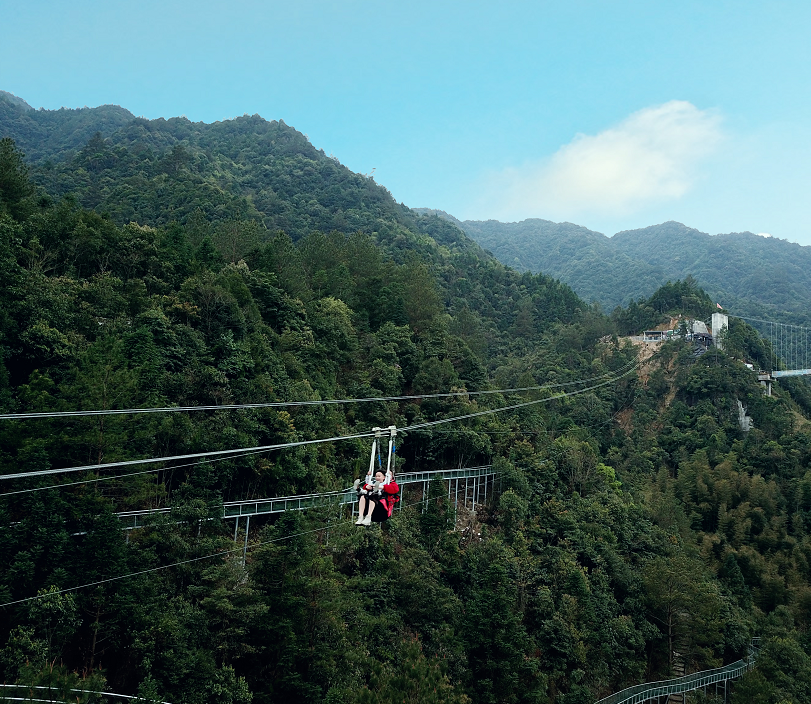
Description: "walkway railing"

(116, 465), (496, 530)
(596, 639), (761, 704)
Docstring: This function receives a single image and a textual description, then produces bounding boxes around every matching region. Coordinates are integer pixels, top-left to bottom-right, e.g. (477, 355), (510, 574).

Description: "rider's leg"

(355, 495), (367, 524)
(361, 497), (376, 525)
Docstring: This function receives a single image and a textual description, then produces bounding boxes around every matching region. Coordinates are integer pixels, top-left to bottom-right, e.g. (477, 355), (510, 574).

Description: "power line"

(0, 362), (637, 421)
(0, 363), (637, 484)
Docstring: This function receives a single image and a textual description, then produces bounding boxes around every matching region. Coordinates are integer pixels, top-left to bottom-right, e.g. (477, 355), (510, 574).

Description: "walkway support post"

(242, 515), (250, 566)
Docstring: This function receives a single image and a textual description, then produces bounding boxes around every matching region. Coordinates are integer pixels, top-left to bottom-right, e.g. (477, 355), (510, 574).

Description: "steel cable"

(0, 360), (637, 421)
(0, 362), (637, 483)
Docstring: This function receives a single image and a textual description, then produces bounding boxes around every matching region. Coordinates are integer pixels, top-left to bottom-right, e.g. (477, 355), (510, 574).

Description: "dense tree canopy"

(2, 97), (811, 703)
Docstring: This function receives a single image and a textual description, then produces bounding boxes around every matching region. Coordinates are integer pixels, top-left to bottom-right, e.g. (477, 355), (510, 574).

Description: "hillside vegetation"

(440, 213), (811, 327)
(1, 93), (811, 704)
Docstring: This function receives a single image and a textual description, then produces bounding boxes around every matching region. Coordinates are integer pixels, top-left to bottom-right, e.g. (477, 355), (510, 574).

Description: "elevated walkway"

(596, 639), (760, 704)
(771, 368), (811, 378)
(116, 465), (496, 530)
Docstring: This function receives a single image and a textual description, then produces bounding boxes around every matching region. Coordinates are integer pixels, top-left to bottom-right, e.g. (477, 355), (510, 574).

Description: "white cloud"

(486, 101), (723, 220)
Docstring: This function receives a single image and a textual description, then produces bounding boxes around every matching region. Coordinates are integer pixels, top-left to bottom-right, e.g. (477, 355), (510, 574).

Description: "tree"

(643, 553), (724, 673)
(355, 638), (469, 704)
(0, 137), (34, 221)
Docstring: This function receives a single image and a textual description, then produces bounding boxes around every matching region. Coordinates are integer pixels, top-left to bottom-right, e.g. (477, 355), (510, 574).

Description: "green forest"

(2, 92), (811, 704)
(449, 215), (811, 327)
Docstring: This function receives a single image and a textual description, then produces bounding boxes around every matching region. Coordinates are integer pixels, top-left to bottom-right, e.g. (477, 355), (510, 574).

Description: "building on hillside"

(691, 320), (709, 335)
(712, 313), (729, 350)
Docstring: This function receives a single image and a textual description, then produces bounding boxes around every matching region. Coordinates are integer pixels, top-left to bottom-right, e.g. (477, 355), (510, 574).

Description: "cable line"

(0, 446), (275, 498)
(0, 430), (377, 482)
(2, 398), (632, 498)
(400, 364), (637, 433)
(0, 527), (317, 608)
(0, 365), (639, 604)
(0, 361), (637, 421)
(0, 363), (637, 484)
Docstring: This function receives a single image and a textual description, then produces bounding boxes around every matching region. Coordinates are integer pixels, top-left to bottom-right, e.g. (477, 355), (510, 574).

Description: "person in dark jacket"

(354, 469), (399, 525)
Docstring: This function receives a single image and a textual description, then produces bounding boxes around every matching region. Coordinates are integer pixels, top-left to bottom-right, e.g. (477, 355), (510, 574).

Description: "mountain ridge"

(4, 87), (810, 328)
(423, 211), (811, 326)
(0, 90), (490, 265)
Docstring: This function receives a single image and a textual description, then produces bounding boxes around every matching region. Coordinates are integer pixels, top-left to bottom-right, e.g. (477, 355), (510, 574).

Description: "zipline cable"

(0, 360), (637, 421)
(0, 377), (634, 497)
(398, 364), (638, 433)
(0, 430), (377, 482)
(0, 473), (505, 609)
(0, 397), (626, 497)
(0, 363), (638, 484)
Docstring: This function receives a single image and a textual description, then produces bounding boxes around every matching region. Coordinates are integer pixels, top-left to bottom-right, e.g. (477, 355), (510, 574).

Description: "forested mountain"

(2, 91), (811, 704)
(435, 213), (811, 326)
(0, 95), (135, 164)
(0, 91), (478, 262)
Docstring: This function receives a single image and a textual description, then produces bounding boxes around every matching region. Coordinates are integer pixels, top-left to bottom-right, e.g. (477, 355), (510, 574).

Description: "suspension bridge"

(732, 315), (811, 396)
(737, 315), (811, 377)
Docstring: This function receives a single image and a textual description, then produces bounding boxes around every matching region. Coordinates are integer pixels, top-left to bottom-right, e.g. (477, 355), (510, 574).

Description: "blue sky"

(3, 0), (811, 244)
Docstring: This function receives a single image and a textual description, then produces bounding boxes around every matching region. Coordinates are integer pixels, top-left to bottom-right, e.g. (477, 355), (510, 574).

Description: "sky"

(3, 0), (811, 244)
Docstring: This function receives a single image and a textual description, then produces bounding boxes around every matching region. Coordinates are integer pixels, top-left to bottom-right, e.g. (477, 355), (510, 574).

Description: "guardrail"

(116, 465), (496, 529)
(596, 639), (761, 704)
(771, 368), (811, 378)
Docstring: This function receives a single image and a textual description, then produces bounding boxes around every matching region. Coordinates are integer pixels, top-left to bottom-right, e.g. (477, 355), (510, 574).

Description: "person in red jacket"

(355, 469), (399, 526)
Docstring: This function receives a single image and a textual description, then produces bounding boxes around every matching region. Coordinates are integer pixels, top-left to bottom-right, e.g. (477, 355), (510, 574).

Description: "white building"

(711, 313), (729, 349)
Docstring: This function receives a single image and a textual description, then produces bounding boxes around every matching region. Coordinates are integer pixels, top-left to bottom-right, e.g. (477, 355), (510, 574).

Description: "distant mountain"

(5, 88), (807, 329)
(425, 212), (811, 326)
